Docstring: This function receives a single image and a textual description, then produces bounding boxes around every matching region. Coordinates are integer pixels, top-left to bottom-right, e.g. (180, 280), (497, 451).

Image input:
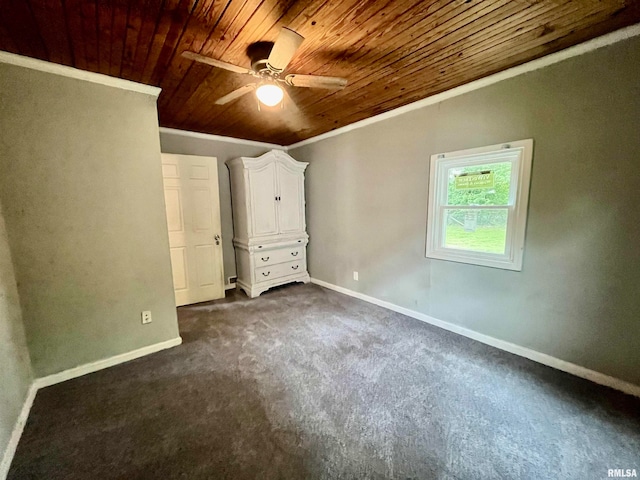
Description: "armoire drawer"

(255, 260), (305, 281)
(254, 247), (304, 267)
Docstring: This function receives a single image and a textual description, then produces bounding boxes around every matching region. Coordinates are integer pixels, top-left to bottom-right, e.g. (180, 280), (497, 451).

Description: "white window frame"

(425, 139), (533, 271)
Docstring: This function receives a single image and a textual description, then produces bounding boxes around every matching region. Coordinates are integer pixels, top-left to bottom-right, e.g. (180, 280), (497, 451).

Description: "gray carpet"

(8, 283), (640, 480)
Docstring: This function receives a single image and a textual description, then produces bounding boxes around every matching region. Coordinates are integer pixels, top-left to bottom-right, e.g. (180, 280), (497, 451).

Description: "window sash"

(434, 206), (514, 260)
(426, 139), (533, 271)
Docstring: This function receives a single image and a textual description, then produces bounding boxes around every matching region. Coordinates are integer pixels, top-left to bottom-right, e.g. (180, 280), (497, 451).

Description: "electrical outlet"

(353, 271), (359, 281)
(141, 311), (152, 324)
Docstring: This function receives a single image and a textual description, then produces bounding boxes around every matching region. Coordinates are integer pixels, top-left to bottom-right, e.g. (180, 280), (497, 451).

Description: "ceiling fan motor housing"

(246, 41), (274, 72)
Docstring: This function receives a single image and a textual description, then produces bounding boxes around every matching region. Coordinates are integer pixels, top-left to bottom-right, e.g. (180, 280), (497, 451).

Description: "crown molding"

(287, 22), (640, 150)
(159, 127), (286, 150)
(0, 51), (161, 97)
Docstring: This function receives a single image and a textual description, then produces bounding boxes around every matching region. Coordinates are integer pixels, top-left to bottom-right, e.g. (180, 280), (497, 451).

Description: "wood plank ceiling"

(1, 1), (639, 145)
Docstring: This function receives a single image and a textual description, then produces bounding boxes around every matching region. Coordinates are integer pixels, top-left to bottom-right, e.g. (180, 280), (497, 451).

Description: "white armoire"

(226, 150), (310, 298)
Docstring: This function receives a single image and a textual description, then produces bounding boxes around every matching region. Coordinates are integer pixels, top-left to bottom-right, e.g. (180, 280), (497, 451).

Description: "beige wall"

(0, 63), (180, 377)
(290, 36), (640, 385)
(0, 200), (32, 472)
(159, 130), (284, 284)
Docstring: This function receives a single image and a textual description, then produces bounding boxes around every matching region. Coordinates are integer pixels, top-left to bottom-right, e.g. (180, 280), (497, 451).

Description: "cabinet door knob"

(261, 257), (270, 262)
(291, 251), (299, 257)
(262, 271), (270, 277)
(291, 265), (299, 270)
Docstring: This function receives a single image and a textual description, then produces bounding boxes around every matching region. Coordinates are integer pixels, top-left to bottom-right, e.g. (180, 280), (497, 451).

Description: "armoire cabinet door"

(248, 162), (278, 237)
(277, 162), (304, 234)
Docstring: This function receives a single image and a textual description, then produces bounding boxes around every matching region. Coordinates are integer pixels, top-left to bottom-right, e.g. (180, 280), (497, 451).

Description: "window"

(426, 139), (533, 271)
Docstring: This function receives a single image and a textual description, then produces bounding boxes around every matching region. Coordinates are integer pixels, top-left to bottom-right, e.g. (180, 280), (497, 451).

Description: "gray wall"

(290, 36), (640, 386)
(159, 131), (284, 284)
(0, 64), (180, 377)
(0, 200), (32, 470)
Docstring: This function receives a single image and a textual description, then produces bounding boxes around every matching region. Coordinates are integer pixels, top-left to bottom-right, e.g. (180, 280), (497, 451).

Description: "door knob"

(214, 234), (221, 245)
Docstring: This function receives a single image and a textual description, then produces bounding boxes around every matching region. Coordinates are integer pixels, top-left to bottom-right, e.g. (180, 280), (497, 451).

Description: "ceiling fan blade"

(285, 74), (348, 90)
(182, 51), (253, 75)
(267, 27), (304, 72)
(215, 84), (256, 105)
(281, 89), (312, 132)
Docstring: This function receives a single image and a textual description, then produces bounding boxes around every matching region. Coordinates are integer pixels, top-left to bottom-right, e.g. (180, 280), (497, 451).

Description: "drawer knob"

(262, 271), (270, 277)
(291, 265), (299, 270)
(261, 256), (270, 262)
(291, 251), (299, 257)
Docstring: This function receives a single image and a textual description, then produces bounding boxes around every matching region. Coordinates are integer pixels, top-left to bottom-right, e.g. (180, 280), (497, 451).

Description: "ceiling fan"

(182, 27), (348, 109)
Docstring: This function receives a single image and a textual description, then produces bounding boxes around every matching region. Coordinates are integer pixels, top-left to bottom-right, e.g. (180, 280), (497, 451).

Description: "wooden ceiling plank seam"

(386, 0), (592, 86)
(288, 0), (462, 77)
(169, 3), (636, 142)
(291, 0), (523, 113)
(121, 1), (151, 79)
(287, 0), (448, 76)
(61, 0), (88, 70)
(153, 0), (253, 119)
(330, 17), (631, 135)
(229, 0), (452, 137)
(109, 0), (131, 76)
(168, 1), (326, 124)
(168, 0), (327, 122)
(167, 0), (332, 122)
(129, 0), (167, 83)
(314, 6), (627, 131)
(308, 0), (632, 121)
(59, 0), (76, 67)
(80, 0), (99, 72)
(155, 0), (225, 92)
(295, 0), (562, 117)
(0, 17), (19, 54)
(189, 0), (396, 131)
(316, 1), (557, 110)
(2, 0), (48, 59)
(156, 0), (237, 110)
(127, 0), (179, 80)
(25, 0), (50, 59)
(217, 0), (307, 59)
(225, 2), (470, 133)
(25, 0), (56, 62)
(255, 3), (623, 143)
(161, 0), (279, 122)
(349, 0), (610, 106)
(96, 0), (114, 74)
(139, 0), (182, 83)
(148, 0), (201, 85)
(182, 6), (640, 146)
(3, 1), (638, 143)
(160, 0), (276, 120)
(282, 0), (513, 116)
(247, 0), (397, 77)
(27, 0), (71, 65)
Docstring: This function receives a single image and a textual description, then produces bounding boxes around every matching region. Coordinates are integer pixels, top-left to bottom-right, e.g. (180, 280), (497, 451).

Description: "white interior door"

(161, 154), (224, 306)
(276, 162), (304, 234)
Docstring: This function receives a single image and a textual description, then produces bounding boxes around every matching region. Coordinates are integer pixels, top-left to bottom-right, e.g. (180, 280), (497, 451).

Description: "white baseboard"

(0, 384), (37, 480)
(225, 283), (237, 291)
(0, 336), (182, 479)
(310, 278), (640, 398)
(34, 337), (182, 389)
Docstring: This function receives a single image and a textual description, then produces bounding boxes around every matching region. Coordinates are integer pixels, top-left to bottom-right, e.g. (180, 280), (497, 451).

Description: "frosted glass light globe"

(256, 84), (284, 107)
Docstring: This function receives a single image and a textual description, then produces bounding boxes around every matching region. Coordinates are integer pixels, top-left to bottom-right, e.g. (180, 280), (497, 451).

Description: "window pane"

(444, 208), (508, 254)
(446, 161), (512, 206)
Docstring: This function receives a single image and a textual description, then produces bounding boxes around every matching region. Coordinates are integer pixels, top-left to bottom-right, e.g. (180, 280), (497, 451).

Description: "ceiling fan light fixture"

(256, 83), (284, 107)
